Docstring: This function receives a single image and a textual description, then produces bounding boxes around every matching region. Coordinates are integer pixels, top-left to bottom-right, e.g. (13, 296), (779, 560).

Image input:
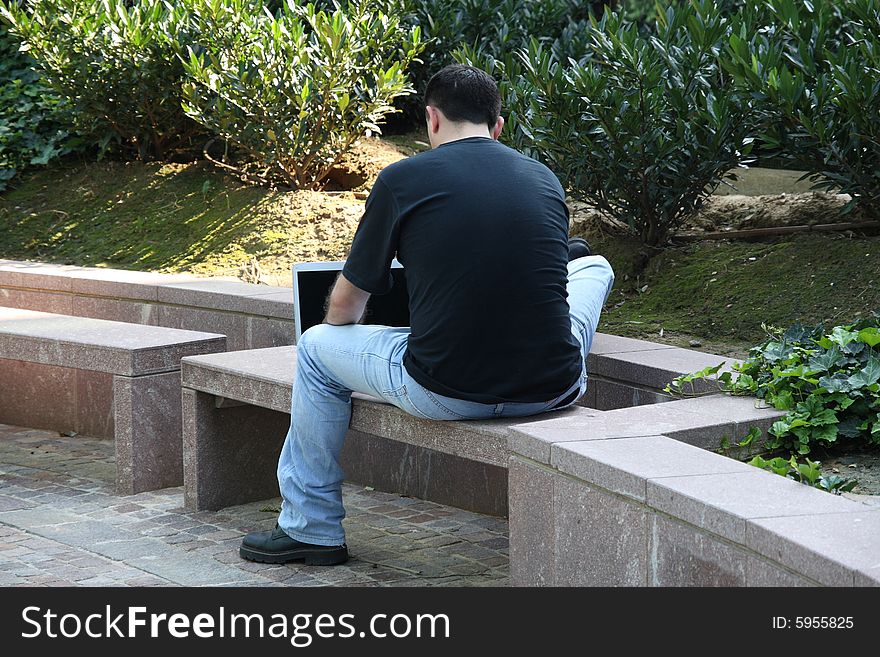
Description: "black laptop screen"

(295, 266), (410, 336)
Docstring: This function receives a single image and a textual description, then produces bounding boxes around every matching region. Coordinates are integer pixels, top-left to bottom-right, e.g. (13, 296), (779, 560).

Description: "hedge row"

(461, 0), (880, 249)
(3, 1), (879, 253)
(1, 0), (422, 189)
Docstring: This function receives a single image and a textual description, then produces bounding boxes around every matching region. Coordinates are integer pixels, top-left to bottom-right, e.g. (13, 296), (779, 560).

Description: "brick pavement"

(0, 423), (509, 587)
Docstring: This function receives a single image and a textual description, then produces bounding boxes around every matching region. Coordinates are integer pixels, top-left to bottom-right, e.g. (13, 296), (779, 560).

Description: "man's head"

(424, 64), (503, 147)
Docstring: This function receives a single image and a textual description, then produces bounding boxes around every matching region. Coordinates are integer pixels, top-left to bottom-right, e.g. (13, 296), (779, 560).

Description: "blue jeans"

(276, 255), (615, 545)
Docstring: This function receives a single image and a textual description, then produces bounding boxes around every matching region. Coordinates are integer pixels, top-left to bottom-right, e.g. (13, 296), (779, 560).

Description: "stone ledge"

(0, 260), (78, 292)
(587, 333), (678, 355)
(508, 452), (879, 587)
(181, 346), (296, 411)
(589, 376), (674, 410)
(0, 259), (202, 300)
(156, 280), (292, 318)
(746, 510), (880, 587)
(181, 346), (603, 469)
(551, 435), (754, 502)
(0, 288), (74, 315)
(507, 387), (880, 586)
(0, 259), (292, 319)
(67, 268), (202, 301)
(589, 347), (739, 392)
(0, 309), (226, 376)
(646, 470), (861, 545)
(510, 394), (784, 464)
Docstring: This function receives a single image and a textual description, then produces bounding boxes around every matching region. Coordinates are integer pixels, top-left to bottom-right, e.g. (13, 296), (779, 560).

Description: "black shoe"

(240, 525), (349, 565)
(568, 237), (592, 261)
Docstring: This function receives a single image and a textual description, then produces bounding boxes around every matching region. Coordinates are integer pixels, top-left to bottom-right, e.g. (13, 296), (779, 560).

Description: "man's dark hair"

(424, 64), (501, 130)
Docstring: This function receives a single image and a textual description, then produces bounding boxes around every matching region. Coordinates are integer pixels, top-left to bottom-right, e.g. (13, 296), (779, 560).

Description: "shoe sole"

(239, 545), (349, 566)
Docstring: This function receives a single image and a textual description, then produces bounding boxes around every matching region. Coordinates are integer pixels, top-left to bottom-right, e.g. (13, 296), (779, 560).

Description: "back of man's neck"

(434, 125), (491, 147)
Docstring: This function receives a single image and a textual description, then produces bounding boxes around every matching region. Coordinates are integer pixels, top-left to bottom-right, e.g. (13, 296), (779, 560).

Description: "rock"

(689, 340), (702, 348)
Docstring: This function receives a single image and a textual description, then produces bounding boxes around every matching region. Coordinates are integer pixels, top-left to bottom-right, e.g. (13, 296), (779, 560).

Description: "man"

(239, 64), (614, 565)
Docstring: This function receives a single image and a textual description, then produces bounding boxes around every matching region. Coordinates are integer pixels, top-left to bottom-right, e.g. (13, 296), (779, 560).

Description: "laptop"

(291, 260), (410, 340)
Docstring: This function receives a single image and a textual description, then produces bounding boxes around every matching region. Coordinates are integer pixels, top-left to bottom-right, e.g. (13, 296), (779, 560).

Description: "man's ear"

(425, 105), (441, 135)
(491, 116), (504, 140)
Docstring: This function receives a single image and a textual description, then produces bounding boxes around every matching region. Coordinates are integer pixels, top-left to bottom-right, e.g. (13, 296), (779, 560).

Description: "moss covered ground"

(580, 229), (880, 356)
(0, 159), (370, 284)
(1, 159), (272, 275)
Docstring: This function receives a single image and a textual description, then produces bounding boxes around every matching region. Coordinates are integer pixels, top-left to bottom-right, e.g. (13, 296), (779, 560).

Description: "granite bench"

(180, 346), (601, 514)
(0, 308), (226, 494)
(507, 398), (879, 587)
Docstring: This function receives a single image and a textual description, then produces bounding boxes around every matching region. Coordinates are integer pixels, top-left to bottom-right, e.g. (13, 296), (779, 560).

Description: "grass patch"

(0, 159), (364, 282)
(1, 160), (268, 273)
(590, 232), (880, 354)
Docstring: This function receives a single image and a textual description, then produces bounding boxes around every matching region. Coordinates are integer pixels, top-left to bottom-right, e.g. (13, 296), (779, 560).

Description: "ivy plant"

(748, 454), (857, 494)
(667, 312), (880, 456)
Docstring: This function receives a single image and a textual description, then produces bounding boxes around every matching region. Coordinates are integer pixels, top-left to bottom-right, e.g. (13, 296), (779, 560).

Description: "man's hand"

(324, 273), (370, 326)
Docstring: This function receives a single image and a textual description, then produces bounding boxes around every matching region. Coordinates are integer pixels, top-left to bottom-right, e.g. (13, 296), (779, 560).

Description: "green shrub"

(667, 313), (880, 455)
(462, 0), (755, 251)
(0, 23), (80, 190)
(1, 0), (199, 160)
(174, 0), (423, 190)
(724, 0), (880, 217)
(394, 0), (596, 123)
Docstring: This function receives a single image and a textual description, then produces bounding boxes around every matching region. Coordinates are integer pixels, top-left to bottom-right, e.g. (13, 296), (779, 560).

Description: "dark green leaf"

(848, 359), (880, 390)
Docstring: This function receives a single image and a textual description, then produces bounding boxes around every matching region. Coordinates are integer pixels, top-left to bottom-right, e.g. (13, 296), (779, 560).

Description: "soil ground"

(821, 448), (880, 498)
(1, 135), (878, 497)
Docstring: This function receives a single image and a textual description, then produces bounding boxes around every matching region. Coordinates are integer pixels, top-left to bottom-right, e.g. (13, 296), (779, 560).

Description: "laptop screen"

(292, 261), (410, 340)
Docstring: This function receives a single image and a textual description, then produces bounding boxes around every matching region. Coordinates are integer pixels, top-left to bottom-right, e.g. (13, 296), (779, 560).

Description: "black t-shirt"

(342, 136), (582, 404)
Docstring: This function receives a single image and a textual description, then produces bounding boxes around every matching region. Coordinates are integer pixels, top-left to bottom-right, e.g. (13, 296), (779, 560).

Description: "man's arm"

(324, 273), (370, 326)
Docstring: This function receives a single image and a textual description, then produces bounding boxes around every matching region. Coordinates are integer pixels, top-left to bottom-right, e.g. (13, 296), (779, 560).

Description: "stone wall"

(0, 260), (293, 351)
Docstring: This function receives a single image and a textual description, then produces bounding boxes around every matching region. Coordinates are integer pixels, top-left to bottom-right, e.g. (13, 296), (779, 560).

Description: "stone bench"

(180, 346), (601, 514)
(508, 397), (880, 587)
(0, 308), (226, 494)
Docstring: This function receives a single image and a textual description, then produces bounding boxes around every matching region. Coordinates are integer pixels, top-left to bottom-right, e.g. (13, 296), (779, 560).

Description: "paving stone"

(90, 538), (174, 561)
(0, 423), (509, 587)
(125, 576), (171, 586)
(129, 553), (262, 586)
(0, 508), (84, 527)
(0, 571), (27, 585)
